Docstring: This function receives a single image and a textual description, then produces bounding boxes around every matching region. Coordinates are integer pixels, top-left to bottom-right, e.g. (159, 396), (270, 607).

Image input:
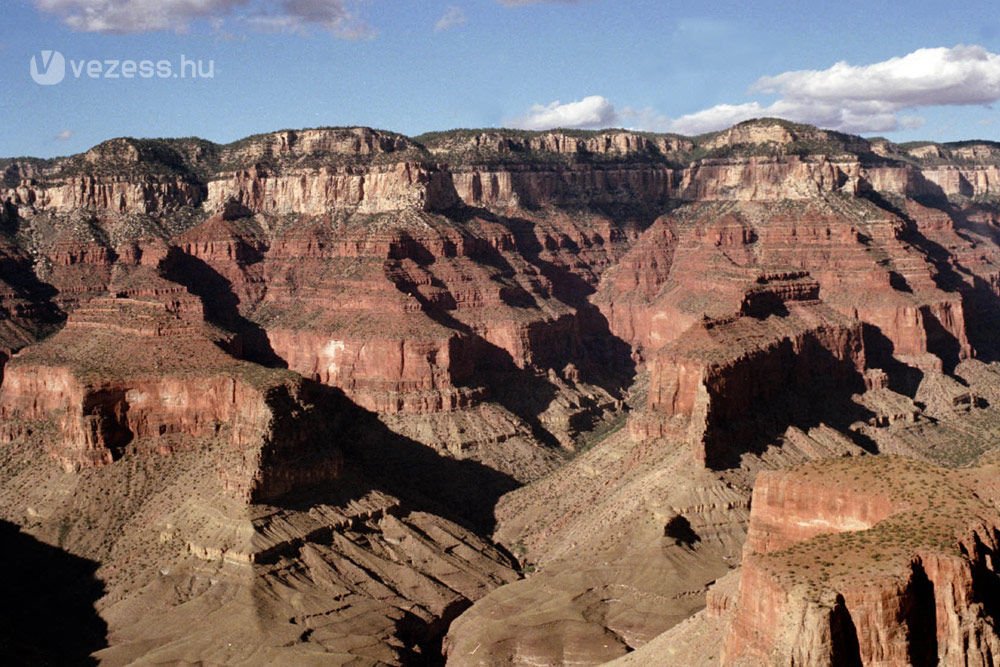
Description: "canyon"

(1, 119), (999, 665)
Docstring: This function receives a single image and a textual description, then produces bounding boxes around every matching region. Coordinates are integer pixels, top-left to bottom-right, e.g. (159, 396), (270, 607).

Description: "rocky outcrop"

(7, 175), (203, 215)
(856, 163), (1000, 200)
(721, 457), (1000, 666)
(921, 165), (1000, 198)
(218, 127), (417, 165)
(677, 156), (860, 201)
(700, 120), (871, 155)
(0, 358), (340, 502)
(265, 327), (481, 414)
(637, 275), (866, 464)
(205, 161), (459, 214)
(0, 273), (342, 502)
(448, 156), (860, 210)
(447, 163), (677, 209)
(421, 129), (692, 160)
(742, 468), (897, 555)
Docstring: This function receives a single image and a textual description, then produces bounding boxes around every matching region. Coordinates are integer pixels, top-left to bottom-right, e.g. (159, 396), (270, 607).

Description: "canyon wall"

(640, 286), (866, 465)
(7, 124), (996, 220)
(3, 118), (1000, 482)
(720, 457), (1000, 666)
(0, 281), (343, 502)
(7, 176), (203, 214)
(1, 119), (1000, 665)
(204, 162), (460, 214)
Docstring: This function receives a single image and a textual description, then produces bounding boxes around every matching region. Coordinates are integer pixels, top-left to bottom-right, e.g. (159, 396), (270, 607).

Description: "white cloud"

(511, 95), (618, 130)
(666, 103), (764, 135)
(33, 0), (373, 37)
(244, 0), (373, 39)
(34, 0), (249, 32)
(522, 45), (1000, 136)
(434, 6), (466, 32)
(55, 129), (74, 141)
(269, 0), (372, 38)
(665, 98), (906, 135)
(754, 45), (1000, 108)
(672, 45), (1000, 134)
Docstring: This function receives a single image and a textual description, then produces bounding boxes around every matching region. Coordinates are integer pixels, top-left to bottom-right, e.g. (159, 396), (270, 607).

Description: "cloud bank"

(34, 0), (372, 37)
(34, 0), (584, 34)
(514, 45), (1000, 135)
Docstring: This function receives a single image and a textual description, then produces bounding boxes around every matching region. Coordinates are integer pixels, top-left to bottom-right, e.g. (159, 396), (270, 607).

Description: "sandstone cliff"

(720, 457), (1000, 666)
(643, 292), (866, 466)
(3, 118), (1000, 665)
(0, 265), (342, 502)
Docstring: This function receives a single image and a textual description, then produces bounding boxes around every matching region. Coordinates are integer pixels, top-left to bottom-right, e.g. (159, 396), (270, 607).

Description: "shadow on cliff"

(1, 199), (18, 231)
(964, 528), (1000, 630)
(161, 247), (287, 367)
(905, 562), (939, 667)
(863, 325), (925, 397)
(703, 343), (878, 470)
(829, 595), (863, 667)
(0, 520), (107, 665)
(446, 207), (637, 392)
(926, 202), (1000, 364)
(385, 214), (638, 449)
(863, 190), (1000, 367)
(510, 214), (638, 388)
(0, 228), (65, 338)
(382, 240), (563, 448)
(277, 382), (520, 534)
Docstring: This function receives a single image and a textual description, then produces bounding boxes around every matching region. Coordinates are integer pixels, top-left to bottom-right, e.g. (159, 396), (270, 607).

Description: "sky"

(2, 0), (1000, 158)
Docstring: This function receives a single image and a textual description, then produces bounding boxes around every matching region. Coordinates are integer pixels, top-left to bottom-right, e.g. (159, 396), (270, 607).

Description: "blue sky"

(2, 0), (1000, 157)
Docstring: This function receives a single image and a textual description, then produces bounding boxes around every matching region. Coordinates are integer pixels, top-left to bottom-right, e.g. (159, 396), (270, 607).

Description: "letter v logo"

(30, 50), (66, 86)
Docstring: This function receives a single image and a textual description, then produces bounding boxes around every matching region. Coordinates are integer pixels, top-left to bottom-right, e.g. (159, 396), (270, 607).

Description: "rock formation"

(0, 260), (342, 502)
(2, 118), (1000, 664)
(639, 276), (866, 465)
(720, 456), (1000, 666)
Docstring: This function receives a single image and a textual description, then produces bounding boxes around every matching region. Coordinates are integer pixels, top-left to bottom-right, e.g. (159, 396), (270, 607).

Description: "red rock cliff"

(0, 277), (342, 502)
(639, 277), (866, 464)
(722, 457), (1000, 666)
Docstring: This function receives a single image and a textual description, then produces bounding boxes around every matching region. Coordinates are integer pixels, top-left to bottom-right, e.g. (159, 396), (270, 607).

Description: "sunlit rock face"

(3, 118), (1000, 665)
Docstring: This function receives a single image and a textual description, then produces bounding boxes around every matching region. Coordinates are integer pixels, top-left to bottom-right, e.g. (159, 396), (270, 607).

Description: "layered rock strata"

(719, 456), (1000, 666)
(2, 119), (1000, 665)
(0, 269), (341, 502)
